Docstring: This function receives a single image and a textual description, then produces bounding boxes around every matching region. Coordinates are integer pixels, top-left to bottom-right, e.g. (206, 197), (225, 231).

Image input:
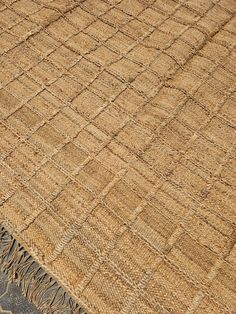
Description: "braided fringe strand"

(0, 226), (86, 314)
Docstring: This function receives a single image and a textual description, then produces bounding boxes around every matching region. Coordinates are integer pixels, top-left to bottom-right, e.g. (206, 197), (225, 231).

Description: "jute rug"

(0, 0), (236, 313)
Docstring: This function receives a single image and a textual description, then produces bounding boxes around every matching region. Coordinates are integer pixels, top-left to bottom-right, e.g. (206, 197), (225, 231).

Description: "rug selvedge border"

(0, 225), (86, 314)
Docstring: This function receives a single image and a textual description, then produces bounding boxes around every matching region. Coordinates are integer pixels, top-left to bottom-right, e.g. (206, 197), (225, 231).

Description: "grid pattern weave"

(0, 0), (236, 313)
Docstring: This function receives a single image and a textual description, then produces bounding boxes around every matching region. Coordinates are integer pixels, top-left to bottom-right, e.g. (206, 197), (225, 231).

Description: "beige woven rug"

(0, 0), (236, 313)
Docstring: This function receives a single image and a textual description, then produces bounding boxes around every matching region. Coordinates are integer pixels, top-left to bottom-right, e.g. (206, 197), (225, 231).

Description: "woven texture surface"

(0, 0), (236, 313)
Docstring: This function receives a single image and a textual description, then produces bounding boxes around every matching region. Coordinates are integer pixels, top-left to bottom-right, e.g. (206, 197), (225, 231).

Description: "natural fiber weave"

(0, 0), (236, 313)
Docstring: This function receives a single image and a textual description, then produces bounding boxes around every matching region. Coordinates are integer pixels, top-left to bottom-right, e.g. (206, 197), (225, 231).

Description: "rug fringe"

(0, 226), (86, 314)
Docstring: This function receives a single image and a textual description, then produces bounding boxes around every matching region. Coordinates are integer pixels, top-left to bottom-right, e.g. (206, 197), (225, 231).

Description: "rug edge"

(0, 225), (87, 314)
